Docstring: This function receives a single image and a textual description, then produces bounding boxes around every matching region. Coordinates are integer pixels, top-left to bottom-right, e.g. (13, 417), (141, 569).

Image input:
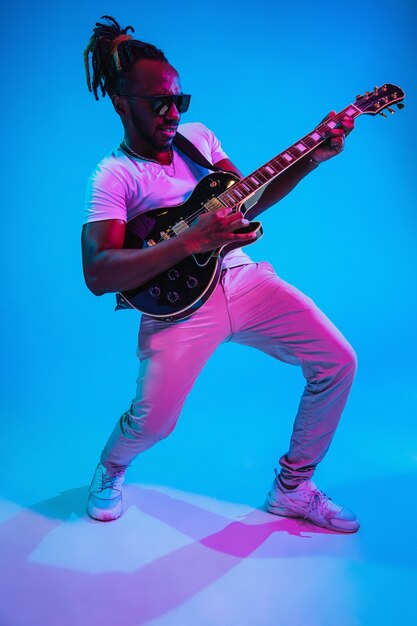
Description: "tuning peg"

(379, 112), (387, 118)
(397, 102), (405, 110)
(387, 107), (395, 114)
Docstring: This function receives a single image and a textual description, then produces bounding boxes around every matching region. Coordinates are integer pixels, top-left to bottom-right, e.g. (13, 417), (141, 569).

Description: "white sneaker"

(265, 471), (360, 533)
(86, 463), (126, 522)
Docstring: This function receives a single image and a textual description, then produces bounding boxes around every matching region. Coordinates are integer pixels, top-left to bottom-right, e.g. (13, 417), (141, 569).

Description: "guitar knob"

(397, 103), (405, 110)
(168, 269), (180, 280)
(186, 275), (198, 288)
(167, 291), (179, 303)
(149, 286), (161, 298)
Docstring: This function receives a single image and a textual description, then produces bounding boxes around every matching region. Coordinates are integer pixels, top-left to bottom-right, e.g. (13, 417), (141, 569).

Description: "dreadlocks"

(84, 15), (169, 100)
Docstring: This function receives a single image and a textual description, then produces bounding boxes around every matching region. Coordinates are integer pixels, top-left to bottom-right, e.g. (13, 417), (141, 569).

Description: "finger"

(222, 210), (248, 225)
(328, 128), (345, 137)
(215, 207), (233, 218)
(227, 216), (251, 231)
(320, 110), (336, 124)
(228, 230), (258, 241)
(329, 136), (344, 152)
(340, 116), (354, 135)
(341, 115), (354, 126)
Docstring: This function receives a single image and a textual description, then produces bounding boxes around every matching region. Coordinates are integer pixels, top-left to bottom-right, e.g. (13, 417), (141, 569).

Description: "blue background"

(1, 1), (416, 624)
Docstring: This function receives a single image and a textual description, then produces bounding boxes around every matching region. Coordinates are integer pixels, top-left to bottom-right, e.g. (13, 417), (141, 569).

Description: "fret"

(325, 119), (337, 129)
(230, 190), (243, 203)
(215, 100), (365, 209)
(254, 170), (269, 183)
(258, 166), (274, 181)
(287, 146), (301, 159)
(281, 152), (294, 163)
(303, 135), (320, 149)
(221, 193), (236, 206)
(345, 106), (357, 117)
(309, 130), (322, 142)
(231, 188), (244, 200)
(294, 141), (308, 153)
(270, 159), (284, 173)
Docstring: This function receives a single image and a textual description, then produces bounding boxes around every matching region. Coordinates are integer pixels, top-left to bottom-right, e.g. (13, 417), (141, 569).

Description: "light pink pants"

(101, 262), (357, 487)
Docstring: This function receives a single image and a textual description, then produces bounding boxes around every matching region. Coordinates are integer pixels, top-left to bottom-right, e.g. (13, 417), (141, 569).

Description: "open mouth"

(159, 126), (178, 137)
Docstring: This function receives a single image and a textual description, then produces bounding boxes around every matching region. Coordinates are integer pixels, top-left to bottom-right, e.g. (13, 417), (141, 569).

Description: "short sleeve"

(83, 159), (129, 224)
(178, 122), (228, 166)
(201, 124), (228, 164)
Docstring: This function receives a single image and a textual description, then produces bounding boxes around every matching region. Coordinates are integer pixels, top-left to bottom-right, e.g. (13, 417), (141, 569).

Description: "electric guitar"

(119, 83), (405, 321)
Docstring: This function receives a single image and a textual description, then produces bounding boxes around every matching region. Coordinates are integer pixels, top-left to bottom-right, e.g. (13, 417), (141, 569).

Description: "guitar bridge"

(172, 220), (189, 236)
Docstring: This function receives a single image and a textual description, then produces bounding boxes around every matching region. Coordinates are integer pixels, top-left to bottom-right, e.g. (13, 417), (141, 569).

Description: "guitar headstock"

(355, 84), (405, 117)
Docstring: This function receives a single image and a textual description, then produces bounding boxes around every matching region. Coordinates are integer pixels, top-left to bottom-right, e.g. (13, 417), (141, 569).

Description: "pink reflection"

(0, 485), (351, 626)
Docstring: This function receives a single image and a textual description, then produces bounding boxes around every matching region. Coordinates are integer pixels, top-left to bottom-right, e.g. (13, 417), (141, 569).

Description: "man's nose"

(164, 101), (180, 121)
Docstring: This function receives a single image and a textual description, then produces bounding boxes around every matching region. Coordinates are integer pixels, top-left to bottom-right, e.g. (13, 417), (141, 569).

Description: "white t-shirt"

(84, 122), (253, 268)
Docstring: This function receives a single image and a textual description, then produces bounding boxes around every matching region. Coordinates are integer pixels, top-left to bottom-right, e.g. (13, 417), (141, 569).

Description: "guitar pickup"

(171, 220), (189, 235)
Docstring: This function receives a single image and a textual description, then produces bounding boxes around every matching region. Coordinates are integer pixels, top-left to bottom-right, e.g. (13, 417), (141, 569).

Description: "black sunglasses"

(119, 93), (191, 116)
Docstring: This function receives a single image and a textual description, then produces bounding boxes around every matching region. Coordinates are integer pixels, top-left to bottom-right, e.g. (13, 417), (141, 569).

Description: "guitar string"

(156, 95), (386, 244)
(162, 109), (352, 236)
(154, 109), (351, 244)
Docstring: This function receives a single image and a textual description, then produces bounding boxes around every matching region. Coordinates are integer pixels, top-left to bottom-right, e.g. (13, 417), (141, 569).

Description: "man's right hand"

(183, 208), (258, 255)
(81, 209), (257, 296)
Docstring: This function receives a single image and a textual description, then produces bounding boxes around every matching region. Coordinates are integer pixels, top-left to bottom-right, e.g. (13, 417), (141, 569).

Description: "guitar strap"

(174, 132), (224, 172)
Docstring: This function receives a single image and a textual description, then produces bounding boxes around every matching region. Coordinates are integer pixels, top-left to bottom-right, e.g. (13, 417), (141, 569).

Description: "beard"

(129, 107), (174, 153)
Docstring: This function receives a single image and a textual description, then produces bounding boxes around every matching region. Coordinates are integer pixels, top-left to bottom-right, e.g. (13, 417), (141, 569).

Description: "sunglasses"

(119, 93), (191, 116)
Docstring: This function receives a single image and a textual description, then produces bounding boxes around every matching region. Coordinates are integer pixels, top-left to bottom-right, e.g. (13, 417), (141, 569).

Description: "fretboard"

(217, 103), (362, 208)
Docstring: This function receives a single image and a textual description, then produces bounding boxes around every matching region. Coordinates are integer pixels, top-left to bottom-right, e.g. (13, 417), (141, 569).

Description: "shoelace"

(307, 489), (331, 519)
(101, 469), (125, 490)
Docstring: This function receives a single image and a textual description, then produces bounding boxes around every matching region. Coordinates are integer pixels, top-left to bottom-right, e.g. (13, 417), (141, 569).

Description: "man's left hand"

(310, 111), (354, 164)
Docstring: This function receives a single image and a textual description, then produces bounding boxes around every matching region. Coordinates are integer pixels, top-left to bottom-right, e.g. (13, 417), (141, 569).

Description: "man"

(82, 16), (359, 532)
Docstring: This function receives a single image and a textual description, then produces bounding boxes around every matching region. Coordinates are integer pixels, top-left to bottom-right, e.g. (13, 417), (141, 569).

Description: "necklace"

(120, 141), (176, 177)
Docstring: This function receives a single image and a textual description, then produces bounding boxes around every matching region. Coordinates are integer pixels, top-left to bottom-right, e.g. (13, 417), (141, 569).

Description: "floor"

(1, 469), (415, 626)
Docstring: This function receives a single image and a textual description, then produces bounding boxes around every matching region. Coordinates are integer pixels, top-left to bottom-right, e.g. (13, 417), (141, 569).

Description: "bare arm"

(82, 112), (352, 296)
(81, 210), (257, 296)
(215, 112), (355, 220)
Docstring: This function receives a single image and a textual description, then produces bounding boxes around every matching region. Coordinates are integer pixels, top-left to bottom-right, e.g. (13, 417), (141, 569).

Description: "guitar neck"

(217, 103), (362, 208)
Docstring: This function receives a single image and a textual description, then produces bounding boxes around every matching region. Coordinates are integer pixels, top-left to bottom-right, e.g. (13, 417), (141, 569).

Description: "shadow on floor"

(0, 473), (415, 626)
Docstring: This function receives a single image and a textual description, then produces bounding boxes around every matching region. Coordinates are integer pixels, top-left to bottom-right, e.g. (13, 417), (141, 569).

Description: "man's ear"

(112, 95), (128, 118)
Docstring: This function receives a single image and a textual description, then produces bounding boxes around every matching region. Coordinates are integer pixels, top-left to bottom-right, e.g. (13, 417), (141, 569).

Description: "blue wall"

(1, 0), (415, 506)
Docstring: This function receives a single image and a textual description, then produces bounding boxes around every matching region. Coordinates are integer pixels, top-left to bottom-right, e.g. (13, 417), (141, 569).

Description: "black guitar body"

(119, 171), (262, 322)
